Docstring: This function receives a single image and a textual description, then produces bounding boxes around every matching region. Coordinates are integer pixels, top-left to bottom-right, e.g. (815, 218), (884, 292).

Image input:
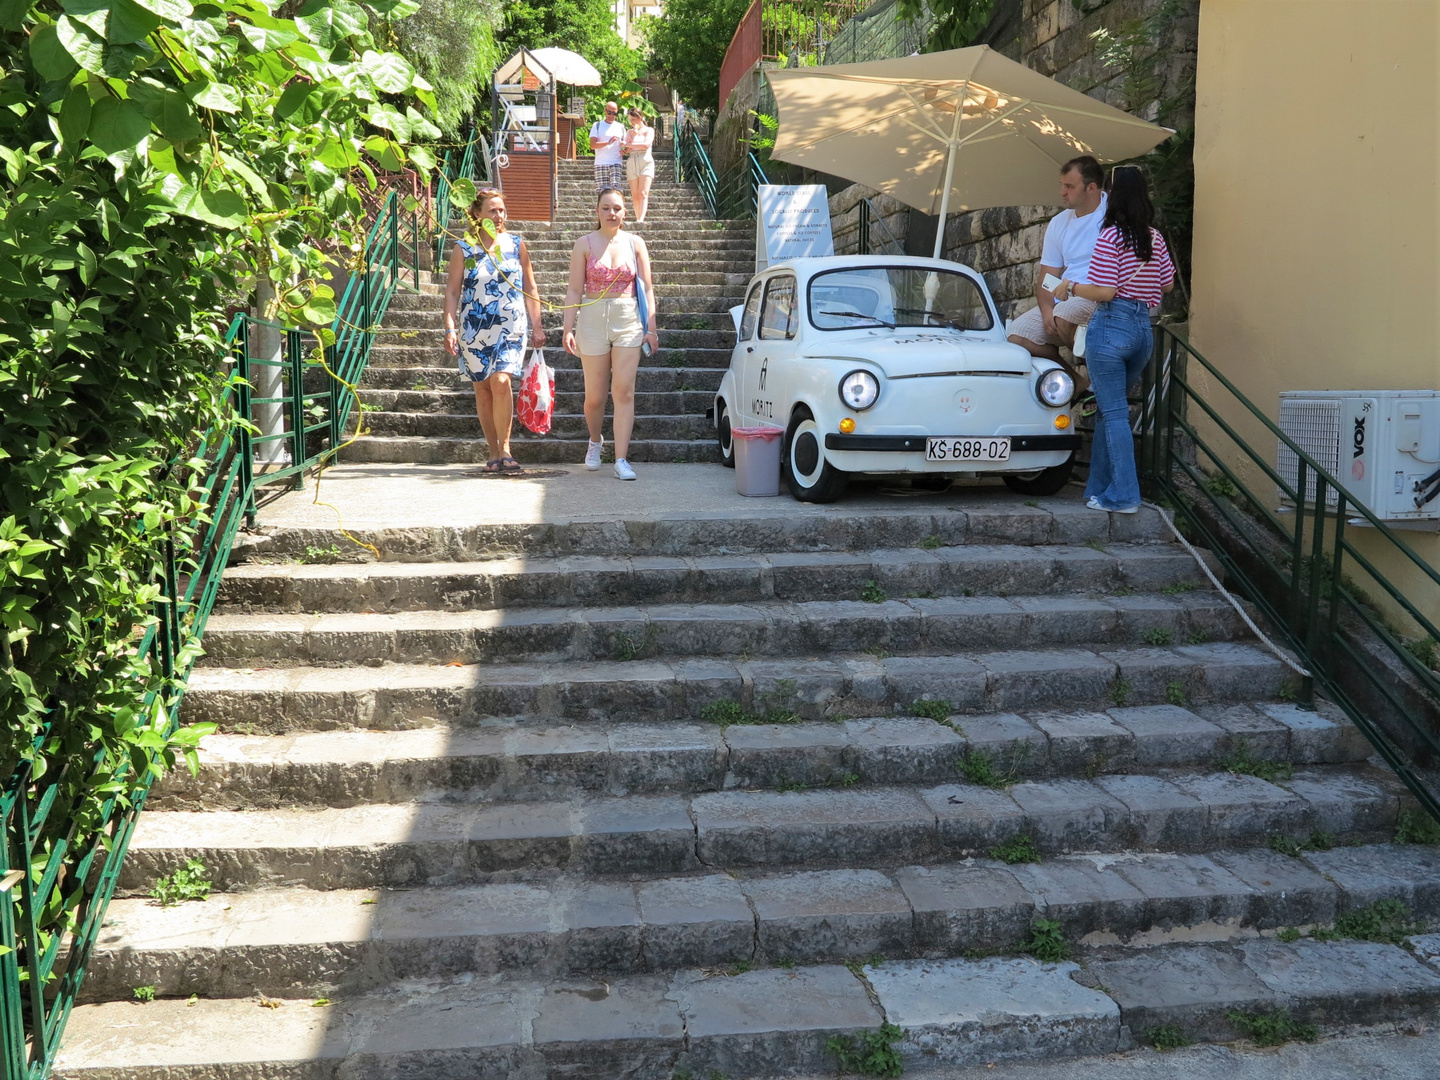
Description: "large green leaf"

(295, 0), (364, 47)
(29, 24), (79, 81)
(56, 15), (105, 73)
(87, 97), (150, 153)
(315, 135), (359, 170)
(158, 174), (246, 227)
(58, 82), (92, 149)
(130, 0), (190, 16)
(361, 49), (413, 95)
(130, 80), (204, 141)
(186, 80), (241, 113)
(108, 0), (163, 45)
(365, 103), (409, 140)
(362, 134), (403, 171)
(366, 0), (417, 15)
(274, 80), (316, 120)
(1, 0), (38, 32)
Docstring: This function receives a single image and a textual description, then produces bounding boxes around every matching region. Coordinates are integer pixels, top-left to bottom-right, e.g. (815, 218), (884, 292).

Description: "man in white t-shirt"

(1007, 156), (1107, 366)
(589, 101), (626, 194)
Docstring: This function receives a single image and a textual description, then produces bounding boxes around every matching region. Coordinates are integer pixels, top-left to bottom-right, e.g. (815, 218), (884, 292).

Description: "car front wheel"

(783, 407), (848, 503)
(716, 398), (735, 468)
(1001, 455), (1075, 497)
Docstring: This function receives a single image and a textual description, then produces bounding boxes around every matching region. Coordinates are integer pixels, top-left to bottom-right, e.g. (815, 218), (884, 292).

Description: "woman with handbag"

(1052, 166), (1175, 514)
(561, 187), (659, 481)
(442, 187), (544, 474)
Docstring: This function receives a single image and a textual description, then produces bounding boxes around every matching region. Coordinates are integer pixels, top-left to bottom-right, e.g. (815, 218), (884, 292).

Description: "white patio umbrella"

(767, 46), (1172, 258)
(527, 47), (603, 87)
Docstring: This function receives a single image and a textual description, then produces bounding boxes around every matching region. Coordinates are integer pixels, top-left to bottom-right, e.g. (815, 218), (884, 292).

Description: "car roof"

(762, 255), (985, 280)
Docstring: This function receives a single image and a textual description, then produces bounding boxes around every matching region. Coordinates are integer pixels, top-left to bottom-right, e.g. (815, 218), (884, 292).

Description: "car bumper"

(824, 433), (1081, 453)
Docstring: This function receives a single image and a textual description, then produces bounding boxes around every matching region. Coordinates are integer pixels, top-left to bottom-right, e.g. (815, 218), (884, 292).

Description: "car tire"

(783, 407), (848, 503)
(1002, 455), (1075, 497)
(716, 398), (735, 468)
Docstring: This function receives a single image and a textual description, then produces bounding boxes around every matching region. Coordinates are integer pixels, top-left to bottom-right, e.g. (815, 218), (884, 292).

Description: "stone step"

(359, 365), (724, 394)
(356, 410), (712, 442)
(54, 935), (1440, 1079)
(340, 434), (720, 465)
(247, 498), (1171, 562)
(182, 643), (1296, 732)
(217, 543), (1210, 614)
(385, 286), (745, 309)
(196, 592), (1255, 668)
(152, 702), (1372, 811)
(380, 308), (736, 333)
(366, 344), (733, 368)
(117, 762), (1403, 892)
(357, 387), (718, 415)
(370, 326), (736, 350)
(84, 842), (1438, 1002)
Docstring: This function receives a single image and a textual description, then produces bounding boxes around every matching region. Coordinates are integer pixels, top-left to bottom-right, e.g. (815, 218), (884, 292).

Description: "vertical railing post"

(287, 328), (306, 488)
(326, 342), (343, 458)
(234, 321), (256, 528)
(1328, 493), (1347, 646)
(858, 199), (870, 255)
(1300, 474), (1327, 704)
(0, 810), (28, 1080)
(1289, 458), (1308, 638)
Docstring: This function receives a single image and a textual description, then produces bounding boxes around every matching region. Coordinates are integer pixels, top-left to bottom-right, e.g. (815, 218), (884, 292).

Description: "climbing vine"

(0, 0), (432, 865)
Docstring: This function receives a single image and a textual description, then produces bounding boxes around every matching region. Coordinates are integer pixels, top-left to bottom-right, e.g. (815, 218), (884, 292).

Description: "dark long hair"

(1103, 166), (1155, 261)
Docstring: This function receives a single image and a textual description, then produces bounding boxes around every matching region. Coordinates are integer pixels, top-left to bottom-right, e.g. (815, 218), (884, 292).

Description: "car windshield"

(808, 266), (994, 333)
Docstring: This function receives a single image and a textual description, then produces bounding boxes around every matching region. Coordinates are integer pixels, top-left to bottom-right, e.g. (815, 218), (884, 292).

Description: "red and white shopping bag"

(516, 349), (555, 435)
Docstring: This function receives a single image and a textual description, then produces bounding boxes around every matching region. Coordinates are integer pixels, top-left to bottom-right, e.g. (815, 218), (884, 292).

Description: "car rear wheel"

(716, 398), (735, 468)
(783, 407), (848, 503)
(1001, 455), (1075, 497)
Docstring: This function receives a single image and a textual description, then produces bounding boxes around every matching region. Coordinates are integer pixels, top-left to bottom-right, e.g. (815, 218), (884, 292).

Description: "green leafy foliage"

(860, 579), (886, 603)
(132, 984), (156, 1002)
(149, 858), (212, 906)
(1147, 1025), (1192, 1051)
(1164, 679), (1187, 705)
(499, 0), (643, 128)
(1, 0), (432, 999)
(639, 0), (752, 112)
(897, 0), (995, 51)
(911, 698), (951, 723)
(1143, 628), (1173, 646)
(827, 1022), (904, 1078)
(990, 834), (1041, 865)
(390, 0), (500, 135)
(1022, 918), (1070, 962)
(1226, 1008), (1318, 1047)
(1216, 738), (1292, 782)
(1396, 810), (1440, 845)
(1311, 899), (1424, 946)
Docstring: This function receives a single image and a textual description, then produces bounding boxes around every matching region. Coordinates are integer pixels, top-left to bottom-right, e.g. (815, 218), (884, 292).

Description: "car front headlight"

(1036, 368), (1075, 407)
(839, 369), (880, 411)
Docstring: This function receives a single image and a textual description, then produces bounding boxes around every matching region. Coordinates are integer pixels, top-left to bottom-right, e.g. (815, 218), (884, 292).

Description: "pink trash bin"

(731, 425), (785, 497)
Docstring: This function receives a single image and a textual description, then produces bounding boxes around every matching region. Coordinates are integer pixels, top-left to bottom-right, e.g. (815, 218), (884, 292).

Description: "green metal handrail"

(0, 188), (415, 1080)
(1139, 326), (1440, 823)
(675, 119), (769, 221)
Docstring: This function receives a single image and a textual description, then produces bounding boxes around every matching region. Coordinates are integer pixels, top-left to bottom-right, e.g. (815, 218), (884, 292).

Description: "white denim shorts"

(1006, 297), (1097, 346)
(574, 296), (644, 354)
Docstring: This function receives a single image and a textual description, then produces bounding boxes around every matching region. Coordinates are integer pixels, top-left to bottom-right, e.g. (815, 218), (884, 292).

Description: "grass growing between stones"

(149, 858), (212, 906)
(1311, 899), (1426, 945)
(1396, 809), (1440, 845)
(700, 699), (802, 729)
(1142, 628), (1173, 646)
(919, 534), (942, 550)
(1021, 918), (1070, 962)
(911, 699), (951, 723)
(1147, 1024), (1193, 1051)
(299, 544), (345, 564)
(990, 834), (1042, 865)
(1226, 1008), (1318, 1047)
(860, 579), (887, 604)
(1267, 830), (1333, 858)
(1216, 738), (1293, 782)
(827, 1022), (904, 1078)
(132, 985), (156, 1003)
(1163, 580), (1199, 594)
(1165, 680), (1188, 706)
(1110, 676), (1133, 707)
(957, 744), (1029, 789)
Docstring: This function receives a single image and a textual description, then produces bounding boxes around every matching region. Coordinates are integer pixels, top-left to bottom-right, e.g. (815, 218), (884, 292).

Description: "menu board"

(756, 185), (835, 271)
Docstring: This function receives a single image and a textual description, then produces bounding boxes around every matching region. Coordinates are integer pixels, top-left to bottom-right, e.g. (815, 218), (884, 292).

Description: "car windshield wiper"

(892, 306), (951, 326)
(822, 310), (895, 328)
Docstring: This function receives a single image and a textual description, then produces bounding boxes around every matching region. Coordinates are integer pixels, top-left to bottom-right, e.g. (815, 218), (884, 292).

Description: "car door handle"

(746, 346), (754, 353)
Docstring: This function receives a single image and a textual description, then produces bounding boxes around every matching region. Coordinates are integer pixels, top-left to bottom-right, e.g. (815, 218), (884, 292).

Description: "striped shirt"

(1089, 226), (1175, 307)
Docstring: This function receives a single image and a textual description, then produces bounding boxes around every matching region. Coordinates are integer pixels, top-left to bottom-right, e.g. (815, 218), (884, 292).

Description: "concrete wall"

(1188, 0), (1440, 623)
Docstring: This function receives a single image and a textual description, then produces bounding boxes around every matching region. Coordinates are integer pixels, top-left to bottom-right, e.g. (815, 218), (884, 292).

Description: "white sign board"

(757, 185), (834, 272)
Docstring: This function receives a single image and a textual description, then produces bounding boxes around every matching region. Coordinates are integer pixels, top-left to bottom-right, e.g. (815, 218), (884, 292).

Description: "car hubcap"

(718, 405), (731, 456)
(792, 420), (822, 483)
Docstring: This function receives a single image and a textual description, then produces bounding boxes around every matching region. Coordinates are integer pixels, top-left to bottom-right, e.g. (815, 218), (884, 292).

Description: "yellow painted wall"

(1189, 0), (1440, 627)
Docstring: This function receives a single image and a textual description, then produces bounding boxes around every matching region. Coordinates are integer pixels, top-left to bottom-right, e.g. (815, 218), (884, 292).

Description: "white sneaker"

(584, 440), (603, 471)
(614, 458), (637, 481)
(1086, 496), (1104, 511)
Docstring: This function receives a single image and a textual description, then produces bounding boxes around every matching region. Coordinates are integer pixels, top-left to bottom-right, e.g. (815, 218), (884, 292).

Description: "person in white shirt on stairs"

(589, 101), (626, 194)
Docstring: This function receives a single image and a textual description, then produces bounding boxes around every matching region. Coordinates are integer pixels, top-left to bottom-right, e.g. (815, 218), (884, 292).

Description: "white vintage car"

(714, 255), (1081, 503)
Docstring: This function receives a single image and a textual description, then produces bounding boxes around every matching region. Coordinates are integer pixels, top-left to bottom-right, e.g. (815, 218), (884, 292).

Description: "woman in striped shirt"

(1053, 166), (1175, 514)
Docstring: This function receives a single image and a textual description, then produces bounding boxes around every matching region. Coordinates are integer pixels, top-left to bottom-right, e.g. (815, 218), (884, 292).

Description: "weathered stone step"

(153, 702), (1372, 811)
(196, 593), (1254, 668)
(358, 387), (718, 415)
(381, 307), (736, 331)
(250, 499), (1170, 562)
(84, 843), (1438, 1002)
(364, 346), (730, 371)
(374, 328), (734, 351)
(385, 286), (745, 309)
(342, 434), (720, 465)
(183, 644), (1296, 732)
(118, 763), (1403, 892)
(359, 365), (724, 394)
(54, 936), (1440, 1079)
(357, 410), (712, 442)
(218, 543), (1211, 614)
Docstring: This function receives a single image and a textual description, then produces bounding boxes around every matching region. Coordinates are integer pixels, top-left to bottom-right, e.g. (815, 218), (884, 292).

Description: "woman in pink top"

(1054, 166), (1175, 514)
(561, 188), (659, 480)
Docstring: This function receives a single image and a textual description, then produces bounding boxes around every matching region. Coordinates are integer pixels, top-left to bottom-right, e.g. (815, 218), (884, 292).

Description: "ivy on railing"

(1139, 327), (1440, 823)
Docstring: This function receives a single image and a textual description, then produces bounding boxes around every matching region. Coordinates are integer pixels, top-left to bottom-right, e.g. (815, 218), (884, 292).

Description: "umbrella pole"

(932, 140), (959, 260)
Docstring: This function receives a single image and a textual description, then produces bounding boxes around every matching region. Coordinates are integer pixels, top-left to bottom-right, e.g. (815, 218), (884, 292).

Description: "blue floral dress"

(456, 232), (527, 381)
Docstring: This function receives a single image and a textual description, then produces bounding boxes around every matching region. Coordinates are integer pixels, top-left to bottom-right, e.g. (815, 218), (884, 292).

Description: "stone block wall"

(826, 0), (1198, 324)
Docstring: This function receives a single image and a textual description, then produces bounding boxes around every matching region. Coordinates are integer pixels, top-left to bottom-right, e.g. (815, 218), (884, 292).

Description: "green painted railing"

(675, 119), (768, 220)
(1140, 327), (1440, 823)
(0, 188), (416, 1080)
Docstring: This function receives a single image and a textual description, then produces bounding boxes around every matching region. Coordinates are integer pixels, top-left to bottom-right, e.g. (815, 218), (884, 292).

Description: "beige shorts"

(574, 296), (645, 354)
(1006, 297), (1097, 346)
(626, 153), (655, 181)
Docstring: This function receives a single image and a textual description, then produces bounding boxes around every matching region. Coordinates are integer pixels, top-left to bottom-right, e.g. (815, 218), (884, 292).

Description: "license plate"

(925, 436), (1011, 463)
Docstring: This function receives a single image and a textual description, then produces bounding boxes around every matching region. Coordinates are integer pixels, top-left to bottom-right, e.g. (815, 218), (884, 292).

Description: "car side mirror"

(729, 304), (744, 335)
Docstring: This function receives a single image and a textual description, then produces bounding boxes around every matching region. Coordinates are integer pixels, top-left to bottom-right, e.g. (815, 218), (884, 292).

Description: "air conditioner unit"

(1277, 390), (1440, 526)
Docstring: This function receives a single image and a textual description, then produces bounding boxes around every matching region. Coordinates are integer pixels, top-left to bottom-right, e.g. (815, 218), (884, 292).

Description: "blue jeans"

(1084, 298), (1153, 511)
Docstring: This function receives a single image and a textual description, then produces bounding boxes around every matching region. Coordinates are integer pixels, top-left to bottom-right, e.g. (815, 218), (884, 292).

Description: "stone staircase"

(345, 158), (744, 466)
(54, 488), (1440, 1077)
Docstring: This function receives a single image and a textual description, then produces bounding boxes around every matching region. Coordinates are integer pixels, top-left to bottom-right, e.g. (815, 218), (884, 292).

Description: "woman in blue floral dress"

(443, 188), (544, 472)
